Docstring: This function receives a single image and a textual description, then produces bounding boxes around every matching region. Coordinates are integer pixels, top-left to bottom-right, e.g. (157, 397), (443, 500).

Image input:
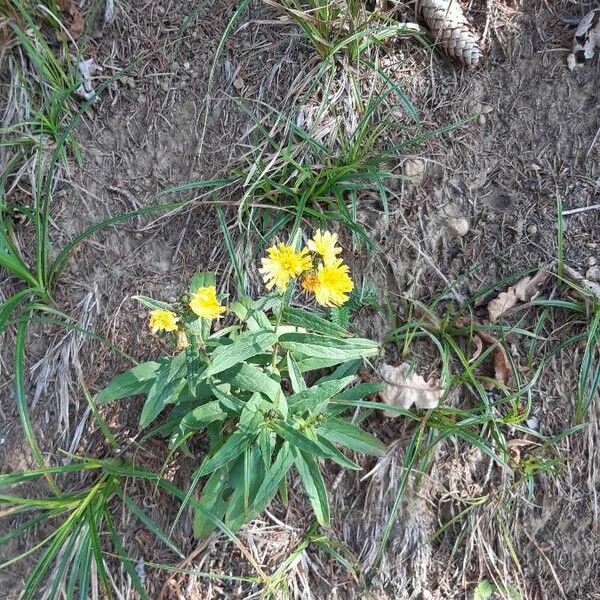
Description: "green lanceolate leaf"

(294, 450), (330, 526)
(314, 434), (361, 470)
(133, 295), (174, 311)
(170, 401), (228, 450)
(218, 361), (282, 402)
(239, 392), (265, 431)
(250, 442), (294, 517)
(140, 353), (187, 427)
(288, 375), (356, 415)
(225, 448), (266, 531)
(282, 307), (347, 337)
(279, 332), (379, 363)
(333, 382), (384, 403)
(286, 352), (307, 393)
(96, 361), (160, 404)
(0, 289), (36, 333)
(204, 330), (278, 378)
(270, 421), (330, 459)
(194, 430), (253, 480)
(318, 417), (386, 456)
(230, 297), (273, 331)
(193, 469), (229, 538)
(316, 359), (362, 383)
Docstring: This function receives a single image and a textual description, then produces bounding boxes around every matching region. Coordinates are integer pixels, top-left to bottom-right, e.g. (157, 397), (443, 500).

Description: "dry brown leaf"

(458, 320), (514, 388)
(57, 0), (84, 39)
(487, 270), (549, 323)
(378, 363), (443, 416)
(68, 4), (84, 38)
(492, 346), (513, 388)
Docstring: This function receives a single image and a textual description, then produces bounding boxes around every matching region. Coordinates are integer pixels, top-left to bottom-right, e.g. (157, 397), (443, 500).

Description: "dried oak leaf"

(379, 363), (443, 416)
(487, 270), (549, 323)
(457, 317), (514, 388)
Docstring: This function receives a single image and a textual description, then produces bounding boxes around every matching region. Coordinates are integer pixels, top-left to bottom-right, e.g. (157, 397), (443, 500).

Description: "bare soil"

(1, 0), (599, 598)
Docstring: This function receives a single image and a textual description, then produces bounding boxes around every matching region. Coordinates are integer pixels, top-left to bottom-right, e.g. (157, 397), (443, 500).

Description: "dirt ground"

(1, 0), (600, 598)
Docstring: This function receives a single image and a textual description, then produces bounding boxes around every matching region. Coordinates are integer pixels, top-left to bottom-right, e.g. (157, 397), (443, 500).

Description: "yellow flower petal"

(259, 243), (312, 291)
(149, 309), (179, 333)
(312, 259), (354, 307)
(307, 229), (342, 266)
(189, 286), (226, 319)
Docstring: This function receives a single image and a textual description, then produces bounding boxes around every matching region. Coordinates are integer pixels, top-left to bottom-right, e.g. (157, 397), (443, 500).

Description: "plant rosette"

(96, 232), (385, 536)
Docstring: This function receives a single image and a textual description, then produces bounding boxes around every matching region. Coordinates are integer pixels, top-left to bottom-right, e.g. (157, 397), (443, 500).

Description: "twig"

(587, 126), (600, 157)
(562, 203), (600, 216)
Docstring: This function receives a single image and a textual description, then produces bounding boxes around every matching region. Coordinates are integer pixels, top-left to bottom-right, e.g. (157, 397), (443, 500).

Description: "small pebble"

(589, 256), (597, 266)
(478, 114), (486, 126)
(402, 157), (426, 182)
(586, 266), (600, 282)
(447, 216), (470, 237)
(527, 224), (538, 235)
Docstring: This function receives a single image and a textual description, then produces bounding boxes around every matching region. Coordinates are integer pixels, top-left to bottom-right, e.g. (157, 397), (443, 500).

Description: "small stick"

(562, 203), (600, 216)
(587, 126), (600, 156)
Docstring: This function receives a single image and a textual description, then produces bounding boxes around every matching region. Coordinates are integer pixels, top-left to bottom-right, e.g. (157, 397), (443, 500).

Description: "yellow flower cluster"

(260, 230), (353, 307)
(148, 286), (226, 334)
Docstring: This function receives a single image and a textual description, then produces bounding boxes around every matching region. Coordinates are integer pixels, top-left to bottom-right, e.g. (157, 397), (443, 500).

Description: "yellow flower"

(301, 271), (319, 293)
(149, 309), (179, 333)
(259, 243), (312, 290)
(312, 259), (354, 307)
(189, 286), (226, 319)
(307, 229), (342, 265)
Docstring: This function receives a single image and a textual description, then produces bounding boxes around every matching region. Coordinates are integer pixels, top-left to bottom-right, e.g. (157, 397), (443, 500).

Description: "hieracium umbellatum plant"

(97, 230), (385, 535)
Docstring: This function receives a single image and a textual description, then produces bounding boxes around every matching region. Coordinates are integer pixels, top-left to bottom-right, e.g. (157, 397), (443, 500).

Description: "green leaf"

(279, 332), (379, 363)
(282, 307), (347, 337)
(294, 450), (330, 526)
(218, 362), (282, 402)
(194, 430), (253, 480)
(314, 434), (361, 470)
(140, 353), (187, 427)
(239, 392), (264, 431)
(330, 305), (351, 330)
(189, 272), (216, 294)
(250, 442), (294, 517)
(225, 448), (266, 531)
(133, 295), (174, 311)
(193, 469), (229, 538)
(96, 361), (160, 404)
(286, 352), (307, 393)
(0, 289), (35, 333)
(333, 382), (384, 403)
(170, 401), (228, 450)
(204, 331), (278, 378)
(316, 359), (362, 383)
(318, 418), (386, 456)
(105, 511), (150, 600)
(270, 421), (330, 459)
(230, 297), (273, 331)
(288, 375), (356, 415)
(117, 488), (185, 558)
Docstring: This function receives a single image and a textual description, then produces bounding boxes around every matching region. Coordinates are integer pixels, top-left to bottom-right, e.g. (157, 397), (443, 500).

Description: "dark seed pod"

(417, 0), (482, 68)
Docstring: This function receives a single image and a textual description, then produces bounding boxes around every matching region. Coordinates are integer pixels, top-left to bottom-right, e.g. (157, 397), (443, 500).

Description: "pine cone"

(417, 0), (482, 68)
